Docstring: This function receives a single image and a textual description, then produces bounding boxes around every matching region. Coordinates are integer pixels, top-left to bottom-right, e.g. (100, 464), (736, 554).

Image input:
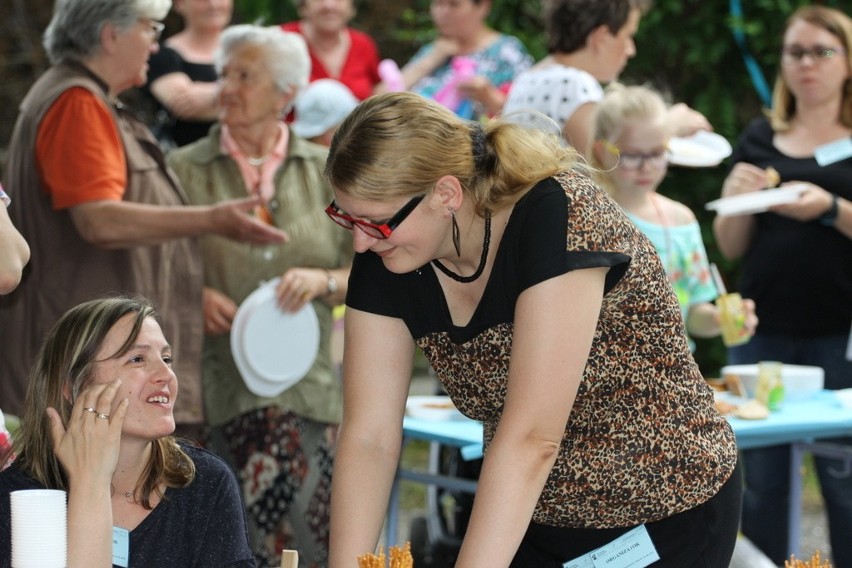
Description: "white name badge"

(814, 137), (852, 166)
(563, 525), (660, 568)
(113, 526), (130, 567)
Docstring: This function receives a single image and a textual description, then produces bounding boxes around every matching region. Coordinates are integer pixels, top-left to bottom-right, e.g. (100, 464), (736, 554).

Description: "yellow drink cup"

(716, 292), (751, 347)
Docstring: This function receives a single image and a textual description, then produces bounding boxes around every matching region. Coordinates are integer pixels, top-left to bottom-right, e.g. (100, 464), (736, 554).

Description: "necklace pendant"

(247, 155), (270, 167)
(432, 212), (492, 283)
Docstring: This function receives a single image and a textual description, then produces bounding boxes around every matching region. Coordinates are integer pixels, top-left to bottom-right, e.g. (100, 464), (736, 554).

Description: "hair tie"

(470, 122), (494, 177)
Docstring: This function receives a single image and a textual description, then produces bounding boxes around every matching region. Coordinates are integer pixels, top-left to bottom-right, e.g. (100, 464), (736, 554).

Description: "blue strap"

(730, 0), (773, 108)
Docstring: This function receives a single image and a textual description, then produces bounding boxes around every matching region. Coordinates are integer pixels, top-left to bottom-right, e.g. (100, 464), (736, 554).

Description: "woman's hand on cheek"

(47, 378), (128, 486)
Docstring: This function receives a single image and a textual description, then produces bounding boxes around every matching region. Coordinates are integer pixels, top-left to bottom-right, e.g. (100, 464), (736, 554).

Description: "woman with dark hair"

(0, 296), (254, 567)
(713, 6), (852, 565)
(324, 92), (740, 567)
(504, 0), (707, 156)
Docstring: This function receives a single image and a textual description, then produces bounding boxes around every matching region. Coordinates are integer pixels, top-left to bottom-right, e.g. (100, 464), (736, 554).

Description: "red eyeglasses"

(325, 195), (424, 239)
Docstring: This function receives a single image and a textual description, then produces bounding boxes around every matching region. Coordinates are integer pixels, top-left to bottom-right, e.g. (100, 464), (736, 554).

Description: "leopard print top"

(347, 171), (738, 528)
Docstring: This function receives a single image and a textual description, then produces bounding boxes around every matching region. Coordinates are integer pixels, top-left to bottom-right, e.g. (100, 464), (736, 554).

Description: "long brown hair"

(2, 296), (195, 509)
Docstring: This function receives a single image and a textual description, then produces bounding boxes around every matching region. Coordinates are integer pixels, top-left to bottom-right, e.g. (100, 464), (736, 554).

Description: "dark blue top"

(0, 444), (255, 567)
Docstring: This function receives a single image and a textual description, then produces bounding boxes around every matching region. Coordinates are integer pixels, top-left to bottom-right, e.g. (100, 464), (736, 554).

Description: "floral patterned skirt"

(207, 407), (338, 568)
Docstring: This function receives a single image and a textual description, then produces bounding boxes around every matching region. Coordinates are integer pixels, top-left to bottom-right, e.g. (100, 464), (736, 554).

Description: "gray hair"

(43, 0), (171, 64)
(216, 25), (311, 96)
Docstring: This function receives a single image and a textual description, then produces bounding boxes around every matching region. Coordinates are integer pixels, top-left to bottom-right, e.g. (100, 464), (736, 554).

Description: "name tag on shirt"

(113, 526), (130, 567)
(563, 525), (660, 568)
(814, 137), (852, 166)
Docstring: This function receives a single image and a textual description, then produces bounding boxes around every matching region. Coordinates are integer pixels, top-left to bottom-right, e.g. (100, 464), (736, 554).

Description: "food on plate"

(422, 401), (456, 410)
(733, 399), (770, 420)
(785, 551), (832, 567)
(358, 542), (413, 568)
(714, 399), (738, 416)
(765, 166), (781, 188)
(724, 373), (748, 399)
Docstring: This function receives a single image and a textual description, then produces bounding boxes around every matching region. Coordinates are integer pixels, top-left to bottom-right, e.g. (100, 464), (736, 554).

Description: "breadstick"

(784, 550), (832, 567)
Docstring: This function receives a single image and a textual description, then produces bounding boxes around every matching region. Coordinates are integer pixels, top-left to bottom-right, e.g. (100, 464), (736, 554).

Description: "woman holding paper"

(712, 5), (852, 565)
(0, 296), (254, 567)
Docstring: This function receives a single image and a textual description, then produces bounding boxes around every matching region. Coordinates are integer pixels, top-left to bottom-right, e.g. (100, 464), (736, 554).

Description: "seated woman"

(393, 0), (532, 119)
(0, 296), (254, 567)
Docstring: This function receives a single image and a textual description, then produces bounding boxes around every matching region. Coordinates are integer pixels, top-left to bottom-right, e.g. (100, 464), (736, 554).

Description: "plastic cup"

(755, 361), (784, 411)
(11, 489), (67, 568)
(716, 292), (751, 347)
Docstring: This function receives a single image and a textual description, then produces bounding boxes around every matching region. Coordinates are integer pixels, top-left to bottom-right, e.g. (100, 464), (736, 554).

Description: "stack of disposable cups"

(11, 489), (67, 567)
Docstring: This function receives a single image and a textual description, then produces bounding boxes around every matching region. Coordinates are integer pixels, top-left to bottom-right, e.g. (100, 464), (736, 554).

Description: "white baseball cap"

(291, 79), (359, 139)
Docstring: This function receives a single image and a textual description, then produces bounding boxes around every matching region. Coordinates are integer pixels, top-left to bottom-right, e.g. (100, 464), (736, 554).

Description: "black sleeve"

(146, 46), (183, 86)
(515, 176), (631, 295)
(345, 250), (405, 318)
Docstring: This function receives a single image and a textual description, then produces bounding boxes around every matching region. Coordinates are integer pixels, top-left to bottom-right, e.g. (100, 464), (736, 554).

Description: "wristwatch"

(818, 194), (839, 227)
(324, 270), (338, 297)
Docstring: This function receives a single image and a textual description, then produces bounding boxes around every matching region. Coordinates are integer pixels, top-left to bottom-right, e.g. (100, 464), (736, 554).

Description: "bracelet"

(323, 269), (338, 297)
(818, 194), (839, 227)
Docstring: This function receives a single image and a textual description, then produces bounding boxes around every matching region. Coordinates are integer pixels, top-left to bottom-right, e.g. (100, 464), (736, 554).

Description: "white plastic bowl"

(721, 364), (824, 401)
(836, 389), (852, 410)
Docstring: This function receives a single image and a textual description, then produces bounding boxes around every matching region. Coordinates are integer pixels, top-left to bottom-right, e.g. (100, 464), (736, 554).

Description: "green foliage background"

(236, 0), (844, 375)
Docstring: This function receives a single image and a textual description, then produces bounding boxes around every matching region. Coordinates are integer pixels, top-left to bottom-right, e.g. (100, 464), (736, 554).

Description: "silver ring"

(96, 413), (109, 420)
(83, 407), (98, 414)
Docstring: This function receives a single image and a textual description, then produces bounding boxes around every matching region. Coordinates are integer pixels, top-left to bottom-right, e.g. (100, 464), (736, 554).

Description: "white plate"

(406, 396), (465, 421)
(231, 278), (320, 398)
(668, 130), (732, 167)
(705, 185), (808, 216)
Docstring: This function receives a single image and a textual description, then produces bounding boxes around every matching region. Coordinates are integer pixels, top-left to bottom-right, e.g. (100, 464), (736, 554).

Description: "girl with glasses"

(591, 83), (757, 350)
(713, 5), (852, 565)
(324, 91), (741, 567)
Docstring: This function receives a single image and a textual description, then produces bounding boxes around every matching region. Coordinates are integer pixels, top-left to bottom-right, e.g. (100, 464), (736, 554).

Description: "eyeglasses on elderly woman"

(325, 195), (424, 239)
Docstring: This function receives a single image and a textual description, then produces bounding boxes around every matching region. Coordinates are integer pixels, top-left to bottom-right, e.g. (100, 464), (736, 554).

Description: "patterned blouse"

(409, 34), (532, 120)
(504, 64), (603, 131)
(347, 170), (737, 528)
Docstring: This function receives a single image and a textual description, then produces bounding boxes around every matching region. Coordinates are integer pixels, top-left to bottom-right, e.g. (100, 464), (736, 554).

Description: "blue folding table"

(387, 390), (852, 557)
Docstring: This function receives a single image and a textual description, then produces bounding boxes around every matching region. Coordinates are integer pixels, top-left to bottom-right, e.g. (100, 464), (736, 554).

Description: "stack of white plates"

(11, 489), (66, 567)
(231, 278), (320, 398)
